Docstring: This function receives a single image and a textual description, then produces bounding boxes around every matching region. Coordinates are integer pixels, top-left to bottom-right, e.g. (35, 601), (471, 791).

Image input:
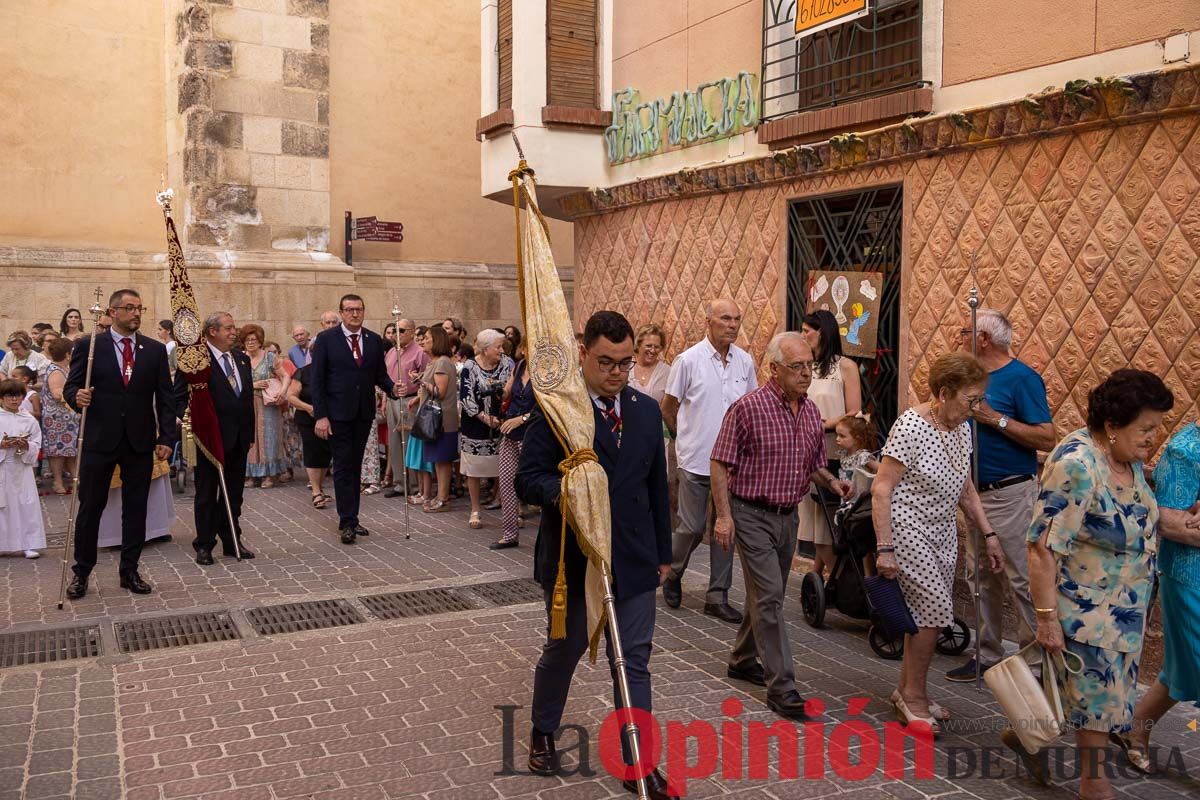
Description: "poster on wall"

(794, 0), (871, 39)
(806, 269), (883, 359)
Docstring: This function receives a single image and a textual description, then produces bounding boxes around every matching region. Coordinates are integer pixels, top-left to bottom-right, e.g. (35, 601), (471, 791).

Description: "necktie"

(120, 338), (134, 387)
(350, 334), (362, 366)
(598, 396), (621, 446)
(223, 353), (238, 394)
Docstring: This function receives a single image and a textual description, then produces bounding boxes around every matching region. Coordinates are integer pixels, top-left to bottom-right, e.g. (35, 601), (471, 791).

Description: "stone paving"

(1, 483), (1198, 799)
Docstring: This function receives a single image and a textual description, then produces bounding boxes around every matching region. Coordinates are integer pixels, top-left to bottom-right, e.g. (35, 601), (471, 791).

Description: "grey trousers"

(964, 479), (1039, 664)
(729, 499), (799, 701)
(531, 588), (656, 743)
(669, 469), (734, 604)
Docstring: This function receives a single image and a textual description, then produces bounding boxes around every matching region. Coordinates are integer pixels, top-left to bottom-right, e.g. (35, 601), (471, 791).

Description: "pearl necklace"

(927, 405), (968, 474)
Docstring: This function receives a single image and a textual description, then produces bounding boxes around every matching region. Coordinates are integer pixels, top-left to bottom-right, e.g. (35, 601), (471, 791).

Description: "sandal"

(892, 690), (950, 721)
(1109, 731), (1154, 774)
(408, 494), (426, 506)
(424, 498), (450, 513)
(261, 478), (275, 489)
(891, 693), (941, 735)
(362, 485), (380, 495)
(469, 512), (483, 529)
(311, 494), (326, 509)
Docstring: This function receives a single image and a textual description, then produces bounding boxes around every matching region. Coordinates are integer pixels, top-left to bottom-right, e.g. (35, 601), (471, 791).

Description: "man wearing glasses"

(710, 332), (852, 718)
(310, 294), (397, 544)
(516, 310), (677, 798)
(64, 289), (177, 598)
(946, 308), (1055, 681)
(660, 299), (756, 623)
(383, 318), (428, 499)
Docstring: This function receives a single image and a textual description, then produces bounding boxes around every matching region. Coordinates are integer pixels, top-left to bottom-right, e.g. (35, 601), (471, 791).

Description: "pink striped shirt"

(710, 379), (827, 506)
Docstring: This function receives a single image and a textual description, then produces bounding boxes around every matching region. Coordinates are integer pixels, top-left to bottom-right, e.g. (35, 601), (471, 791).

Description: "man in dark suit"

(64, 289), (177, 598)
(516, 311), (677, 800)
(310, 294), (396, 544)
(174, 311), (256, 565)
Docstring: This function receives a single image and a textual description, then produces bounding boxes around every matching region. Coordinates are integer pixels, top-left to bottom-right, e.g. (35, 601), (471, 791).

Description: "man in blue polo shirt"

(948, 308), (1056, 681)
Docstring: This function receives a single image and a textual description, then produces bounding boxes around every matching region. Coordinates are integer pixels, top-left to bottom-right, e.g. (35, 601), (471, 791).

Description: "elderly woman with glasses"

(873, 352), (1005, 732)
(0, 332), (50, 383)
(458, 329), (514, 529)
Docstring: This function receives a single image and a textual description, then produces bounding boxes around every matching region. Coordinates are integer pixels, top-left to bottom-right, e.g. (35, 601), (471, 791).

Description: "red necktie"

(120, 338), (134, 387)
(350, 334), (362, 366)
(599, 396), (621, 445)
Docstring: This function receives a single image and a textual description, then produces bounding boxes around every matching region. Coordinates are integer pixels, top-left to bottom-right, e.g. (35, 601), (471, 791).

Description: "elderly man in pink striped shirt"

(710, 331), (854, 720)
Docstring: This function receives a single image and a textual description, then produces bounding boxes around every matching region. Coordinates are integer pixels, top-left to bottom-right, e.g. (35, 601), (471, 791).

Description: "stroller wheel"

(800, 572), (826, 628)
(936, 618), (972, 656)
(868, 624), (904, 660)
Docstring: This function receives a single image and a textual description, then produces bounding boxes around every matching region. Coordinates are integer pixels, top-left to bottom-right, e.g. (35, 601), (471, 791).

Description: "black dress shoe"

(383, 488), (403, 498)
(703, 602), (743, 624)
(767, 691), (810, 721)
(727, 662), (766, 686)
(622, 768), (679, 799)
(488, 539), (518, 550)
(223, 546), (255, 559)
(195, 548), (214, 566)
(119, 572), (153, 595)
(352, 525), (370, 537)
(65, 576), (88, 600)
(662, 577), (681, 609)
(340, 528), (356, 545)
(527, 730), (558, 776)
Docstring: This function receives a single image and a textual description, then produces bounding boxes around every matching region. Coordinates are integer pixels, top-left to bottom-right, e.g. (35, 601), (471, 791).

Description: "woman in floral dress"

(38, 336), (78, 494)
(242, 325), (289, 487)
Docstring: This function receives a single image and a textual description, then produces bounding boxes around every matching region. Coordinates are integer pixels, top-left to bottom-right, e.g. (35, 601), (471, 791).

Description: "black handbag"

(864, 575), (918, 641)
(411, 397), (443, 442)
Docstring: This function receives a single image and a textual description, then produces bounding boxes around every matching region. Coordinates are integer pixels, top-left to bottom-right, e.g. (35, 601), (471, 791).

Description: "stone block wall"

(172, 0), (330, 253)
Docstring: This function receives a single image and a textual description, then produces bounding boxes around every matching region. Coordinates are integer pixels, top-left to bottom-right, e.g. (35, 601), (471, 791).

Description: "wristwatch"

(997, 415), (1009, 429)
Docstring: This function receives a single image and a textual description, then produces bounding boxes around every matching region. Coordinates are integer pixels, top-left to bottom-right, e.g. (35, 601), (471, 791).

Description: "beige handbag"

(984, 641), (1083, 754)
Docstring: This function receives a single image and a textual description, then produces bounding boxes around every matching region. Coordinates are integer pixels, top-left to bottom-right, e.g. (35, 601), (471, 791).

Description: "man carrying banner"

(516, 310), (677, 799)
(176, 312), (256, 564)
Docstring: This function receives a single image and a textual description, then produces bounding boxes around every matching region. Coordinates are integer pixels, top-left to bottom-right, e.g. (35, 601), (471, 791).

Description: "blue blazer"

(309, 326), (394, 423)
(516, 385), (672, 600)
(64, 333), (177, 454)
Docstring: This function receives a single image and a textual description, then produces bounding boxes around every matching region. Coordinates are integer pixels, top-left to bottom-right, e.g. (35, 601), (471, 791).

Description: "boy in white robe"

(0, 379), (45, 558)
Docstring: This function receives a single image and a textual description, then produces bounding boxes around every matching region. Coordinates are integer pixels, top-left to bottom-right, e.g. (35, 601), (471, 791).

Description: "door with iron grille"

(786, 186), (902, 441)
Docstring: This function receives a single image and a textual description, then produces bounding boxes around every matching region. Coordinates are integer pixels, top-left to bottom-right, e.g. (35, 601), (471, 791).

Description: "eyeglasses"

(395, 328), (407, 334)
(597, 358), (635, 373)
(341, 307), (365, 316)
(114, 305), (146, 314)
(779, 361), (815, 373)
(964, 394), (985, 409)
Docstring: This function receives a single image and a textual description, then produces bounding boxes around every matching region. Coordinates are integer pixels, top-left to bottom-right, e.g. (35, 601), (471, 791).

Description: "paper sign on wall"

(806, 269), (883, 359)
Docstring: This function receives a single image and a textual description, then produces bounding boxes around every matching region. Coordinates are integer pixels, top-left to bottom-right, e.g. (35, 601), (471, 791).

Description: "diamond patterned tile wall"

(574, 113), (1200, 447)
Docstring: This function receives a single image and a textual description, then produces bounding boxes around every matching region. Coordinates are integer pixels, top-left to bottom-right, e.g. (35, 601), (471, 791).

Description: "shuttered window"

(498, 0), (513, 108)
(546, 0), (598, 108)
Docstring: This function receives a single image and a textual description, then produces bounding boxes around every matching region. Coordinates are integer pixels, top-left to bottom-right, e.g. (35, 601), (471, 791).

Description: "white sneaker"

(24, 550), (40, 559)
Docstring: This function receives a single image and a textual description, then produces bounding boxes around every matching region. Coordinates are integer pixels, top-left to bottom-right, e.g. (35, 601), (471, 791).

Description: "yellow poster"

(794, 0), (870, 39)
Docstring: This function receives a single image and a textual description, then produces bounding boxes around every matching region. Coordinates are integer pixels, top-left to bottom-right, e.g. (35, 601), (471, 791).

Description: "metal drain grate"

(114, 612), (239, 654)
(359, 587), (478, 620)
(466, 579), (545, 607)
(246, 599), (364, 635)
(0, 626), (102, 668)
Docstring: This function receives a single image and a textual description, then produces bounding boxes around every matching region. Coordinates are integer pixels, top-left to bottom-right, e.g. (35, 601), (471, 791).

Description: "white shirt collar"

(110, 329), (133, 346)
(341, 323), (362, 338)
(587, 387), (621, 416)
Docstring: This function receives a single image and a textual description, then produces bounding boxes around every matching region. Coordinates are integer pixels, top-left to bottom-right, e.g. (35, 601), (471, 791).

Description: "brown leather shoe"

(622, 768), (679, 799)
(528, 730), (558, 776)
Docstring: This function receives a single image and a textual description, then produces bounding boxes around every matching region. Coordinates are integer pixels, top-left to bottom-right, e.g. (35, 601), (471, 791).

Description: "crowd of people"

(1, 294), (1198, 800)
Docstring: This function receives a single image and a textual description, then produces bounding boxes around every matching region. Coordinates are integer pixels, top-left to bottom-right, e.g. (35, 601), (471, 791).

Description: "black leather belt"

(979, 474), (1034, 493)
(732, 495), (797, 516)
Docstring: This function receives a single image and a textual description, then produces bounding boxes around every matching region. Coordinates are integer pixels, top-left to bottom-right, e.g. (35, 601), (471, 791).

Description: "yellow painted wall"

(327, 1), (573, 267)
(0, 3), (167, 250)
(943, 0), (1200, 86)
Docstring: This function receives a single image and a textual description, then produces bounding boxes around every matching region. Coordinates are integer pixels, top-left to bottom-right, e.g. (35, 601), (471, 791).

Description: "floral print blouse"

(1027, 428), (1159, 654)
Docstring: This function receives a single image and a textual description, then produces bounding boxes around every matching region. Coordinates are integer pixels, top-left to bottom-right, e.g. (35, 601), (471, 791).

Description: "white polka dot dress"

(880, 408), (972, 629)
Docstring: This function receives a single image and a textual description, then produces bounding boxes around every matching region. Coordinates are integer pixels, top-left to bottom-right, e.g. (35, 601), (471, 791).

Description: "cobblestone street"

(1, 483), (1197, 800)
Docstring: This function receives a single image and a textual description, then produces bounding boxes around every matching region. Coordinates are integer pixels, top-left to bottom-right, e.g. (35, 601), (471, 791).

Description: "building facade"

(1, 1), (573, 340)
(478, 0), (1199, 442)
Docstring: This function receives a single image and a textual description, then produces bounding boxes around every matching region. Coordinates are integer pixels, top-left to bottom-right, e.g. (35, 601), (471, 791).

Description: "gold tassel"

(549, 519), (569, 639)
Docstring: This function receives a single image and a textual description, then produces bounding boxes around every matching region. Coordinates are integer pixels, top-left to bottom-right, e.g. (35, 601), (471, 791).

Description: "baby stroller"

(799, 483), (971, 660)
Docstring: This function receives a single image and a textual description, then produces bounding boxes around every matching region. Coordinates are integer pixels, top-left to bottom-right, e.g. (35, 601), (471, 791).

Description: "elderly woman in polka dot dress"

(872, 352), (1005, 733)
